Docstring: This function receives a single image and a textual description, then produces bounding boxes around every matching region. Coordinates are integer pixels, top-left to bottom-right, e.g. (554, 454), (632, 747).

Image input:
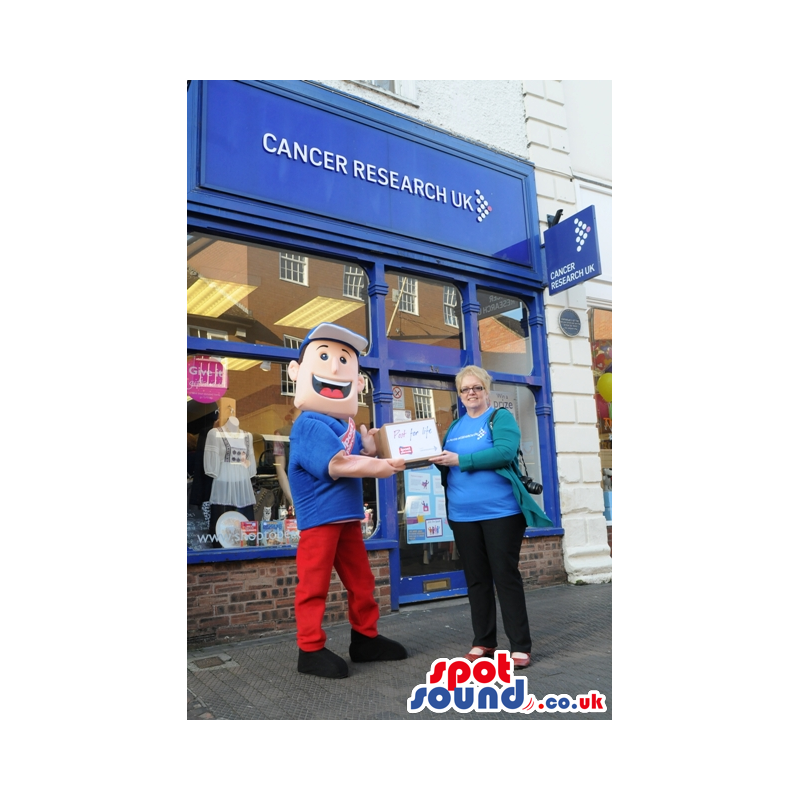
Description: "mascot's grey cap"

(299, 323), (368, 359)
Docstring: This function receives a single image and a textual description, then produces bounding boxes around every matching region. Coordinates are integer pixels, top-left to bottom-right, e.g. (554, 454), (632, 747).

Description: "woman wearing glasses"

(429, 365), (551, 669)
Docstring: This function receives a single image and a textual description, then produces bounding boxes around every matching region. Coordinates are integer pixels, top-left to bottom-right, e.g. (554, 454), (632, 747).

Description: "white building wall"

(524, 79), (612, 583)
(315, 81), (528, 159)
(314, 80), (611, 583)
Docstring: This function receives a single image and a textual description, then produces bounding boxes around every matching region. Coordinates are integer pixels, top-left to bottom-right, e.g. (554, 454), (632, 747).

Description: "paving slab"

(187, 582), (611, 720)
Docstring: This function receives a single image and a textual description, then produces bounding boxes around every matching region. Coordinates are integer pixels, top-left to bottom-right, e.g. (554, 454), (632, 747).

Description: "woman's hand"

(428, 450), (460, 467)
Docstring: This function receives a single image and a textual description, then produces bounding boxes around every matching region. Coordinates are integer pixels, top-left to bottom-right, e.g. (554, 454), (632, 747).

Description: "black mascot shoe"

(297, 647), (349, 679)
(349, 629), (408, 662)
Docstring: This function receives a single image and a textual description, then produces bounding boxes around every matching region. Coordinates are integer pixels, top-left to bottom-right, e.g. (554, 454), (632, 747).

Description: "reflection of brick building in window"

(385, 273), (462, 348)
(188, 236), (372, 445)
(188, 237), (369, 352)
(478, 315), (527, 354)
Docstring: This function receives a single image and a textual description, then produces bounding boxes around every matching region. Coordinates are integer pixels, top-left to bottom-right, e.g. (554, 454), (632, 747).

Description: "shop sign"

(392, 385), (405, 409)
(196, 81), (536, 267)
(187, 355), (228, 402)
(492, 392), (516, 418)
(544, 206), (602, 296)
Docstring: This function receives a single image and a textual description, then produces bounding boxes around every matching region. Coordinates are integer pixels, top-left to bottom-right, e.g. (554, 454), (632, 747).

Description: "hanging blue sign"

(543, 206), (602, 295)
(196, 81), (537, 267)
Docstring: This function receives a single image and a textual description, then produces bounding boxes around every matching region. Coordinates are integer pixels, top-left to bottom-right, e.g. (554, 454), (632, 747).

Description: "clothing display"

(203, 423), (257, 508)
(189, 426), (215, 508)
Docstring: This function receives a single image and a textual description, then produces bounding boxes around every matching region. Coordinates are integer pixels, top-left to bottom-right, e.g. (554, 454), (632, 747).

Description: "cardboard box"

(375, 418), (442, 463)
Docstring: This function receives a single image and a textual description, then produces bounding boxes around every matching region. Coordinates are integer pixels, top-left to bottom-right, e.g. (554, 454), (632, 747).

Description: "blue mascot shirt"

(288, 412), (365, 530)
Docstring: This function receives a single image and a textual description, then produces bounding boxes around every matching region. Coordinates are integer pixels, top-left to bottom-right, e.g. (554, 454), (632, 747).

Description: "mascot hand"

(359, 424), (380, 456)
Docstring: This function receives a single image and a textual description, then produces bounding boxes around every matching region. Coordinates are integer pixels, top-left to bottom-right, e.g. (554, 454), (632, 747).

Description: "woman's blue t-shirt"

(443, 408), (521, 522)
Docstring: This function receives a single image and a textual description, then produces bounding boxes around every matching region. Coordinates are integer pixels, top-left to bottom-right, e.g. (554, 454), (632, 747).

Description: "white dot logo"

(573, 217), (591, 252)
(475, 189), (493, 223)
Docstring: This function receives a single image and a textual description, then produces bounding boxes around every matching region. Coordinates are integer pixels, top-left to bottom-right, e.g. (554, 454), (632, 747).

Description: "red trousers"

(295, 520), (379, 651)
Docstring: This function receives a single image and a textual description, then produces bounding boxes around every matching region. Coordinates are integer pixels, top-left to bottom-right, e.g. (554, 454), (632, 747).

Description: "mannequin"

(204, 415), (256, 546)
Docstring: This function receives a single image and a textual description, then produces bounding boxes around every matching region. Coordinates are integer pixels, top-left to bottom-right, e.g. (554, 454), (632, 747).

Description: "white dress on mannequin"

(204, 418), (257, 508)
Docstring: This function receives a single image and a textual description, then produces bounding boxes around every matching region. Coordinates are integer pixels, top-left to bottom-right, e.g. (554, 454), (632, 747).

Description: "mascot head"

(287, 323), (368, 421)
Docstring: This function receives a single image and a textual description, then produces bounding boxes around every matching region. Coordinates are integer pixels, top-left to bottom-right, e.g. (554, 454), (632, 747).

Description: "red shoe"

(511, 652), (531, 669)
(464, 646), (496, 662)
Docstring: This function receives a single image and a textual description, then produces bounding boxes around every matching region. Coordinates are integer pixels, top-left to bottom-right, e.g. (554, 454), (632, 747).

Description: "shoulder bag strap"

(488, 408), (528, 476)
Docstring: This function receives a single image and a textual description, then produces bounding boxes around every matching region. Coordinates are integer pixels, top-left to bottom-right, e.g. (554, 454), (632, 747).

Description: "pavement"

(187, 581), (611, 720)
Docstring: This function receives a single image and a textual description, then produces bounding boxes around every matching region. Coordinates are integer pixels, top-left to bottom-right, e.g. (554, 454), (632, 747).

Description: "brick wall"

(519, 535), (567, 588)
(187, 550), (391, 648)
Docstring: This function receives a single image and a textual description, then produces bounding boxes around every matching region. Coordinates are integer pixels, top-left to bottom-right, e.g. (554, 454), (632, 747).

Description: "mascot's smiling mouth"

(312, 374), (351, 399)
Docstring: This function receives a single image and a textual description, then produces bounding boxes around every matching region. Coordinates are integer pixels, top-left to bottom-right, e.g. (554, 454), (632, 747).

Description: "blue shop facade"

(187, 80), (565, 630)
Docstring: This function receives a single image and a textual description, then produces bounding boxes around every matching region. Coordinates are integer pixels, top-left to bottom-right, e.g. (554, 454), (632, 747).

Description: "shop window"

(491, 382), (545, 514)
(384, 271), (463, 349)
(188, 353), (381, 550)
(589, 308), (612, 513)
(476, 289), (532, 375)
(187, 233), (369, 353)
(396, 384), (462, 580)
(279, 252), (308, 285)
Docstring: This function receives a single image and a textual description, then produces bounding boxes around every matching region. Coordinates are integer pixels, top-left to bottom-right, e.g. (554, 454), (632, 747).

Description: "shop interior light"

(187, 278), (257, 318)
(274, 296), (363, 328)
(222, 357), (260, 371)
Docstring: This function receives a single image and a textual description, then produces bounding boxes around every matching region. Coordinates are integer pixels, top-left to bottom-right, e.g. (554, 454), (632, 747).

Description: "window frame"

(279, 251), (308, 286)
(412, 387), (434, 419)
(397, 276), (418, 315)
(343, 264), (366, 301)
(443, 285), (459, 328)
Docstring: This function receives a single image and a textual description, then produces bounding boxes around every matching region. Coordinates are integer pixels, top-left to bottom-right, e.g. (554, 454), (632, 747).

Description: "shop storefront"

(590, 308), (612, 547)
(187, 80), (567, 646)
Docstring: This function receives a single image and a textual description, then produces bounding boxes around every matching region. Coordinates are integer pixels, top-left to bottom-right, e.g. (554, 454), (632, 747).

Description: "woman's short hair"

(455, 365), (492, 394)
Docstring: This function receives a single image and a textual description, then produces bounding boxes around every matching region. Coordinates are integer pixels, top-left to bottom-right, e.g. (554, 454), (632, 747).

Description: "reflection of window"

(281, 335), (303, 395)
(187, 326), (228, 340)
(358, 374), (370, 407)
(384, 272), (463, 349)
(343, 265), (366, 301)
(398, 277), (418, 315)
(443, 286), (459, 328)
(412, 388), (433, 419)
(280, 252), (308, 285)
(477, 290), (532, 376)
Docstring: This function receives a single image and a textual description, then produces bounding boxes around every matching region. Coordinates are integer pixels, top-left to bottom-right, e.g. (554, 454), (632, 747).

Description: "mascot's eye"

(319, 353), (329, 361)
(339, 356), (348, 364)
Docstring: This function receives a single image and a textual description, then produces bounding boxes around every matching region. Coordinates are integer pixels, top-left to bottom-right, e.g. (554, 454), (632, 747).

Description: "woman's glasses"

(460, 386), (484, 395)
